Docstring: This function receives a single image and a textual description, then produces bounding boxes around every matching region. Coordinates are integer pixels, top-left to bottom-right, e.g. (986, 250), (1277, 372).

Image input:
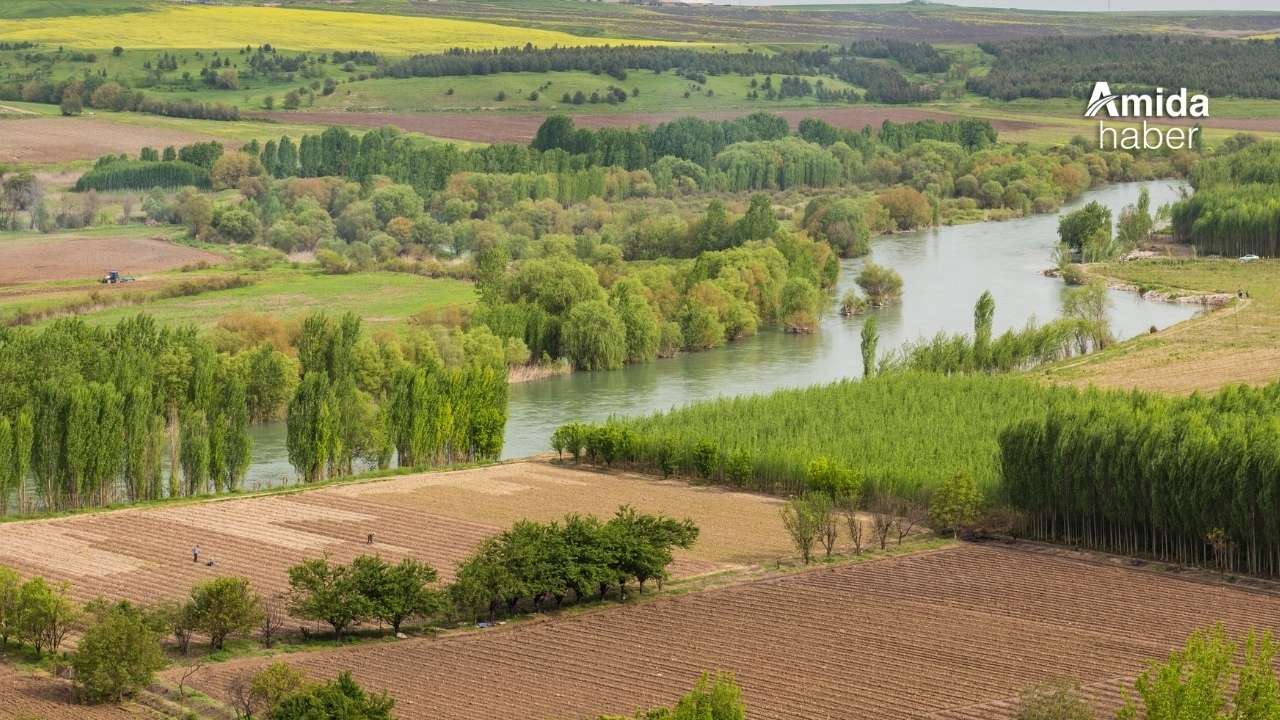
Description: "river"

(239, 180), (1199, 488)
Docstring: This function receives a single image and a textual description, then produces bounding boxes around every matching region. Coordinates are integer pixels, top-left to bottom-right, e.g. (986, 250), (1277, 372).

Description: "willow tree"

(973, 290), (995, 368)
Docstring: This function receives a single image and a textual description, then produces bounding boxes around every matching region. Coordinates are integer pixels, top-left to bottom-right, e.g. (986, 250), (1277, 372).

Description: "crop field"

(0, 6), (663, 53)
(180, 543), (1280, 719)
(0, 229), (224, 284)
(0, 461), (789, 606)
(1041, 259), (1280, 393)
(0, 115), (223, 164)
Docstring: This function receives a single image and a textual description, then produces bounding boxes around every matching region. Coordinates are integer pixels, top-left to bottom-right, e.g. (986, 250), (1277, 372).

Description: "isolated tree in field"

(351, 555), (443, 635)
(259, 593), (288, 648)
(780, 494), (824, 564)
(843, 505), (865, 556)
(930, 473), (981, 537)
(1013, 679), (1094, 720)
(1117, 625), (1280, 720)
(870, 500), (899, 550)
(287, 557), (371, 641)
(814, 493), (839, 558)
(271, 671), (394, 720)
(860, 316), (879, 379)
(17, 576), (78, 655)
(190, 576), (264, 650)
(71, 601), (167, 704)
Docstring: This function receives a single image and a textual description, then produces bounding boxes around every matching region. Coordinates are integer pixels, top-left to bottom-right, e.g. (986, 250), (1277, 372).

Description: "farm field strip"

(182, 544), (1280, 720)
(0, 462), (787, 605)
(0, 6), (669, 53)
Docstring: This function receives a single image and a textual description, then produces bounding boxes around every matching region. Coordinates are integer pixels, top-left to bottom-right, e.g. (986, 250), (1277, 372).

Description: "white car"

(1240, 254), (1260, 263)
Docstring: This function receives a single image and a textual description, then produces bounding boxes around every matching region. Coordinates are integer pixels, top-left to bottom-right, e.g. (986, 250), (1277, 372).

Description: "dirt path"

(258, 106), (1042, 144)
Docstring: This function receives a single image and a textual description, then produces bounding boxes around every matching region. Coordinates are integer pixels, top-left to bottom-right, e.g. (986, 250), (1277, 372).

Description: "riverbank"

(1038, 257), (1280, 393)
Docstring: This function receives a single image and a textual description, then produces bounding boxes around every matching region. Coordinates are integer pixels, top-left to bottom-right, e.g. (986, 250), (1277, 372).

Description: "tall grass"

(559, 373), (1071, 501)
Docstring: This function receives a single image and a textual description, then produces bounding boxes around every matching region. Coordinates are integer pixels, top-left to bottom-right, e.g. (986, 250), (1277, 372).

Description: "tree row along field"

(0, 461), (790, 606)
(183, 544), (1280, 720)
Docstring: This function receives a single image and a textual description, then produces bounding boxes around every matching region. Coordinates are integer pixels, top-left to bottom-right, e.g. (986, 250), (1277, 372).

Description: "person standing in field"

(192, 545), (200, 563)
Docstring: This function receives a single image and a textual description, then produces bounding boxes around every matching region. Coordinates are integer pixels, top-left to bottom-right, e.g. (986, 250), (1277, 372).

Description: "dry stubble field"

(0, 461), (791, 608)
(182, 543), (1280, 720)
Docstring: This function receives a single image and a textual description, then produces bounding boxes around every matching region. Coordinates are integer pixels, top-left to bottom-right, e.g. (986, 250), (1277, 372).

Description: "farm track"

(184, 543), (1280, 720)
(257, 107), (1041, 145)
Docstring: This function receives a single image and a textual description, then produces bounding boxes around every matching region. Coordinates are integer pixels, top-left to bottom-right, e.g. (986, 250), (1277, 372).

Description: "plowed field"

(0, 462), (789, 606)
(0, 234), (224, 284)
(0, 664), (159, 719)
(185, 544), (1280, 720)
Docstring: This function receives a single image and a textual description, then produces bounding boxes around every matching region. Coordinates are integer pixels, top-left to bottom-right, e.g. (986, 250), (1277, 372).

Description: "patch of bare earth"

(0, 235), (225, 284)
(182, 543), (1280, 720)
(0, 664), (160, 719)
(0, 461), (787, 607)
(259, 107), (1041, 144)
(0, 116), (217, 163)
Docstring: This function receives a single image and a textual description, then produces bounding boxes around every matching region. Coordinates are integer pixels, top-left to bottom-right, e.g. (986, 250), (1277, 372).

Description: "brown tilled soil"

(0, 462), (789, 607)
(0, 116), (218, 163)
(259, 107), (1041, 144)
(0, 235), (225, 284)
(0, 664), (159, 719)
(182, 543), (1280, 720)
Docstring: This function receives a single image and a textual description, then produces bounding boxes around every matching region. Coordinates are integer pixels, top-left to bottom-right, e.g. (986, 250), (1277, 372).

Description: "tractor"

(100, 270), (136, 284)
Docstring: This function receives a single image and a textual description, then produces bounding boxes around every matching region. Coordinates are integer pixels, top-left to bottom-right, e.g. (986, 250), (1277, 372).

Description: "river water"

(240, 180), (1198, 488)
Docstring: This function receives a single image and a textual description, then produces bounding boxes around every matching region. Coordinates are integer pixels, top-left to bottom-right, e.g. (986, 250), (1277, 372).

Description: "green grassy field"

(55, 266), (474, 332)
(316, 71), (864, 115)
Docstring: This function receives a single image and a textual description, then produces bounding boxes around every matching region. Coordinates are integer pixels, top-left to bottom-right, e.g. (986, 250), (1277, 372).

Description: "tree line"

(1172, 139), (1280, 257)
(999, 380), (1280, 576)
(970, 34), (1280, 101)
(0, 316), (275, 514)
(284, 312), (508, 484)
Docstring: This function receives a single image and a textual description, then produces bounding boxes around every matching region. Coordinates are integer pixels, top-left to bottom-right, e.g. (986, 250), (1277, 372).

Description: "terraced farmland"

(0, 461), (789, 606)
(182, 544), (1280, 720)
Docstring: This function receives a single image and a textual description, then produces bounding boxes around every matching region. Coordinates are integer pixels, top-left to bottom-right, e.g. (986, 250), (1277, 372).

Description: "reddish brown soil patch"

(260, 107), (1040, 144)
(0, 462), (785, 606)
(0, 116), (218, 163)
(182, 543), (1280, 719)
(0, 235), (225, 284)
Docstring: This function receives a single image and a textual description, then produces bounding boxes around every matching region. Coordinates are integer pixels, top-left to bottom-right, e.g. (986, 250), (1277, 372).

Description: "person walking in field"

(192, 545), (200, 563)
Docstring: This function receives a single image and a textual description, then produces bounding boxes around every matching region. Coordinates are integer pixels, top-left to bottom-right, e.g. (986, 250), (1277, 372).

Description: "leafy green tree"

(732, 194), (778, 243)
(603, 672), (746, 720)
(351, 555), (443, 635)
(1057, 201), (1111, 252)
(250, 662), (309, 715)
(287, 557), (371, 641)
(973, 290), (995, 368)
(71, 601), (167, 704)
(16, 576), (78, 655)
(610, 282), (660, 364)
(779, 277), (821, 333)
(189, 576), (264, 650)
(860, 316), (879, 379)
(856, 262), (904, 307)
(930, 474), (981, 536)
(563, 300), (627, 371)
(287, 372), (334, 484)
(271, 671), (394, 720)
(1117, 625), (1237, 720)
(780, 494), (825, 564)
(0, 565), (19, 647)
